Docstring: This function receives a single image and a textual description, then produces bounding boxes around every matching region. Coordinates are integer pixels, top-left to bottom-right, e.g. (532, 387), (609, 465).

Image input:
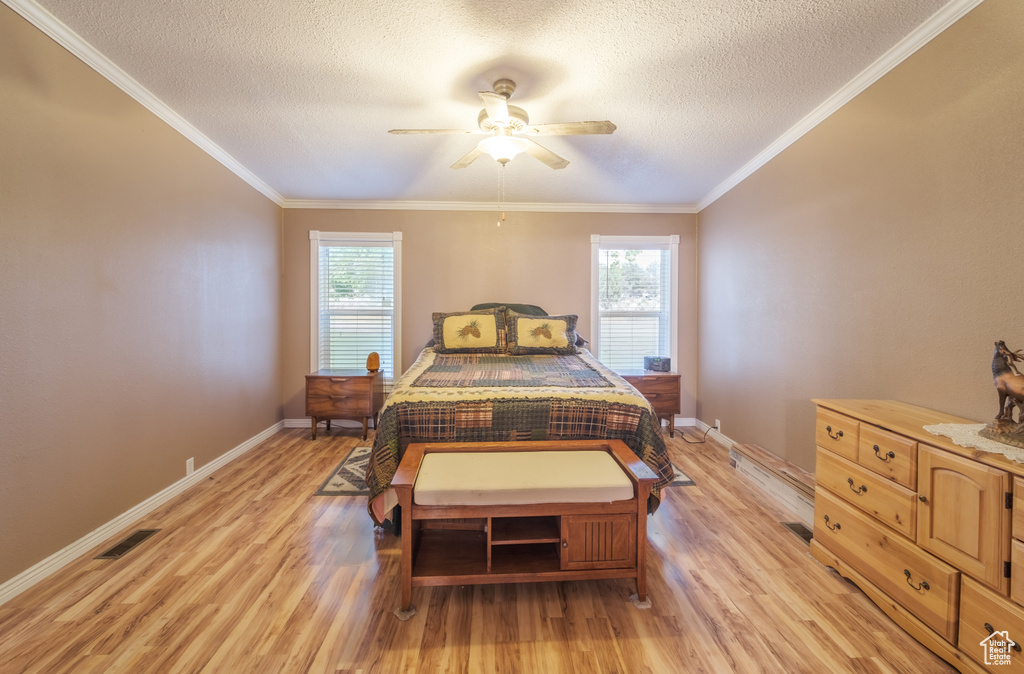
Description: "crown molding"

(282, 199), (699, 214)
(6, 0), (980, 215)
(3, 0), (286, 207)
(696, 0), (986, 211)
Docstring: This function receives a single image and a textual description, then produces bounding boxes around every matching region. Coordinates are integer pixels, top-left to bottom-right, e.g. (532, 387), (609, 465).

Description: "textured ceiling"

(24, 0), (958, 207)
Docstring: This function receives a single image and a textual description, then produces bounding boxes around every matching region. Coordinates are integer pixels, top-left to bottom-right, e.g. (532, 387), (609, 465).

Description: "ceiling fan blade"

(451, 146), (484, 169)
(523, 121), (617, 135)
(523, 139), (569, 170)
(389, 128), (479, 135)
(479, 91), (510, 126)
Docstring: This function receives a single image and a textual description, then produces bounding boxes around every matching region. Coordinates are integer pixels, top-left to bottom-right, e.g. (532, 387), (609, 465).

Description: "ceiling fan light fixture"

(477, 135), (529, 164)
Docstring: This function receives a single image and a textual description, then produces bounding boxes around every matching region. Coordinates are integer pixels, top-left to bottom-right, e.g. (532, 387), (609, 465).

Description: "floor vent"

(96, 529), (160, 559)
(782, 522), (812, 545)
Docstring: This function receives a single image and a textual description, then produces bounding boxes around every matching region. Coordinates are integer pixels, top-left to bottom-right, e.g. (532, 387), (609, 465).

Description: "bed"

(365, 305), (676, 524)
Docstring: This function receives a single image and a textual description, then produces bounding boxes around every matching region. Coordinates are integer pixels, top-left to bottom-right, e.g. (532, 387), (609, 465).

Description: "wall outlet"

(714, 419), (721, 432)
(186, 457), (195, 475)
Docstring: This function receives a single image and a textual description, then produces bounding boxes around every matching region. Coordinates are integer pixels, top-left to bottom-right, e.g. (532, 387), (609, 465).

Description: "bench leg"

(400, 504), (413, 612)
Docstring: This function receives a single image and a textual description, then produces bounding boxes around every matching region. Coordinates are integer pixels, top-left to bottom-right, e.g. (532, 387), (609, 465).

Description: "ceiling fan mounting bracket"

(491, 78), (516, 100)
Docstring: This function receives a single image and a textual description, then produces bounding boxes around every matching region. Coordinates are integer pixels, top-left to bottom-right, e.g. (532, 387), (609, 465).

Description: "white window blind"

(591, 235), (678, 373)
(310, 232), (402, 389)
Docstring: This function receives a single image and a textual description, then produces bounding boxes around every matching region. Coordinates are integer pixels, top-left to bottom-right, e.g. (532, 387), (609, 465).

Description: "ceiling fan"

(388, 79), (616, 170)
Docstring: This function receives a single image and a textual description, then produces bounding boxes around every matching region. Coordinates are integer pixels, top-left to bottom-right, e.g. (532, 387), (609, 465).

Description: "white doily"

(923, 423), (1024, 463)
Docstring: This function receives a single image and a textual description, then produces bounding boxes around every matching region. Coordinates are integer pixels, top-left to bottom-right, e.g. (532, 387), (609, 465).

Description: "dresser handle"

(985, 623), (1023, 651)
(873, 445), (895, 462)
(904, 569), (929, 592)
(823, 515), (841, 532)
(826, 425), (844, 440)
(847, 478), (867, 495)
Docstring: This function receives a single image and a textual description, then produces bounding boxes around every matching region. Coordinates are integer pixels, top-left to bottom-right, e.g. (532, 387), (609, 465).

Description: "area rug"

(317, 446), (695, 496)
(315, 446), (373, 495)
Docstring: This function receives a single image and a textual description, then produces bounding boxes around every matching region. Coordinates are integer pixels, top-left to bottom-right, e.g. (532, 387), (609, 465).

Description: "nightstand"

(305, 369), (384, 440)
(620, 371), (681, 437)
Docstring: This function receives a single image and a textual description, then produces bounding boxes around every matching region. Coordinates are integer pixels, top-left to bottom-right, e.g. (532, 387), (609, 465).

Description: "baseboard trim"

(0, 420), (284, 607)
(689, 417), (736, 448)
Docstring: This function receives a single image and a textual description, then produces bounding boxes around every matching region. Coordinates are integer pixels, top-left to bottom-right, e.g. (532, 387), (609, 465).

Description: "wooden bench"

(392, 440), (658, 615)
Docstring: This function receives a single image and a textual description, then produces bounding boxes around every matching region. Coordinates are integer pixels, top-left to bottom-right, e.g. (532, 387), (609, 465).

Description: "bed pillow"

(432, 307), (507, 353)
(471, 302), (547, 317)
(506, 310), (579, 355)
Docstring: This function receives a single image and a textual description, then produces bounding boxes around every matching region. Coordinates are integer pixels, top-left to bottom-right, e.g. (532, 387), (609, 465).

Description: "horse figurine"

(992, 340), (1024, 424)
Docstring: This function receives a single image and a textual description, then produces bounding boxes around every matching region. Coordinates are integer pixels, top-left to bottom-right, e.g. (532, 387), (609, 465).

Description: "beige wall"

(0, 6), (282, 585)
(281, 209), (698, 420)
(697, 0), (1024, 472)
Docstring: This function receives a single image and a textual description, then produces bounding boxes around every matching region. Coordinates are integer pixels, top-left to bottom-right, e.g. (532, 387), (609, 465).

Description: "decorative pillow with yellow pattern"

(506, 310), (579, 355)
(431, 307), (507, 353)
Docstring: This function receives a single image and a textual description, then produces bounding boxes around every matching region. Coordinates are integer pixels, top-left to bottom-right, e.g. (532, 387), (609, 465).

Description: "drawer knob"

(847, 478), (867, 495)
(562, 541), (568, 549)
(904, 569), (929, 592)
(873, 445), (895, 462)
(823, 515), (841, 532)
(918, 495), (928, 503)
(826, 425), (844, 440)
(985, 623), (1023, 652)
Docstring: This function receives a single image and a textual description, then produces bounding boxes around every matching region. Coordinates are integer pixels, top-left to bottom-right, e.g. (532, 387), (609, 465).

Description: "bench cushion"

(413, 450), (634, 506)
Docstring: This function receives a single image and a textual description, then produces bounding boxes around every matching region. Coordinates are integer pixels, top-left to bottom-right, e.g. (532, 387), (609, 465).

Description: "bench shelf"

(392, 440), (658, 613)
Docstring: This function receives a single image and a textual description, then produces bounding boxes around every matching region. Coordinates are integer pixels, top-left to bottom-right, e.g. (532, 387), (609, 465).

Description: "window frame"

(590, 234), (679, 372)
(309, 230), (403, 383)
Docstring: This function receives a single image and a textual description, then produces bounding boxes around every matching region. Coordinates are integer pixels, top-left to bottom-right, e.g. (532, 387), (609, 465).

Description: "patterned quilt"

(366, 347), (675, 524)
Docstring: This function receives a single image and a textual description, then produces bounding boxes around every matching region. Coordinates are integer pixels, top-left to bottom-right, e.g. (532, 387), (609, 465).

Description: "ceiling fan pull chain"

(498, 164), (506, 227)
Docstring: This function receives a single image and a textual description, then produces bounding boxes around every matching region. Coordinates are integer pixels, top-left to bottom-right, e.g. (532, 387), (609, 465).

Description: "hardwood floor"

(0, 427), (954, 673)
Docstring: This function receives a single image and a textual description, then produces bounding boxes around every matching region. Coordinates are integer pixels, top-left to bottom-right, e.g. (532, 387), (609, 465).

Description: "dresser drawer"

(857, 423), (917, 488)
(960, 576), (1024, 671)
(1012, 540), (1024, 608)
(815, 407), (859, 461)
(1013, 477), (1024, 541)
(816, 448), (916, 539)
(814, 487), (959, 642)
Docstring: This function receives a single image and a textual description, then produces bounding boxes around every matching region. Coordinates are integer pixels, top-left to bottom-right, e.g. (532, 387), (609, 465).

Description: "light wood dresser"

(810, 399), (1024, 673)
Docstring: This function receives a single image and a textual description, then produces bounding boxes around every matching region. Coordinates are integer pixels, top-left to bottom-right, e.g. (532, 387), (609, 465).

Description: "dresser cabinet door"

(917, 445), (1011, 593)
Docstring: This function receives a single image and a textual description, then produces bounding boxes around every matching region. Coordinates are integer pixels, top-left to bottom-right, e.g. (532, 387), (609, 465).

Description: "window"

(590, 235), (678, 373)
(310, 231), (402, 388)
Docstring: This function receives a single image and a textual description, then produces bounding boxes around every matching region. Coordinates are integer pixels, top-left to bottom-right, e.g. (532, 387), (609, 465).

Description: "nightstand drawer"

(622, 374), (680, 413)
(307, 377), (372, 398)
(643, 394), (680, 416)
(814, 487), (959, 643)
(815, 407), (859, 461)
(624, 376), (677, 396)
(816, 447), (916, 539)
(306, 394), (371, 417)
